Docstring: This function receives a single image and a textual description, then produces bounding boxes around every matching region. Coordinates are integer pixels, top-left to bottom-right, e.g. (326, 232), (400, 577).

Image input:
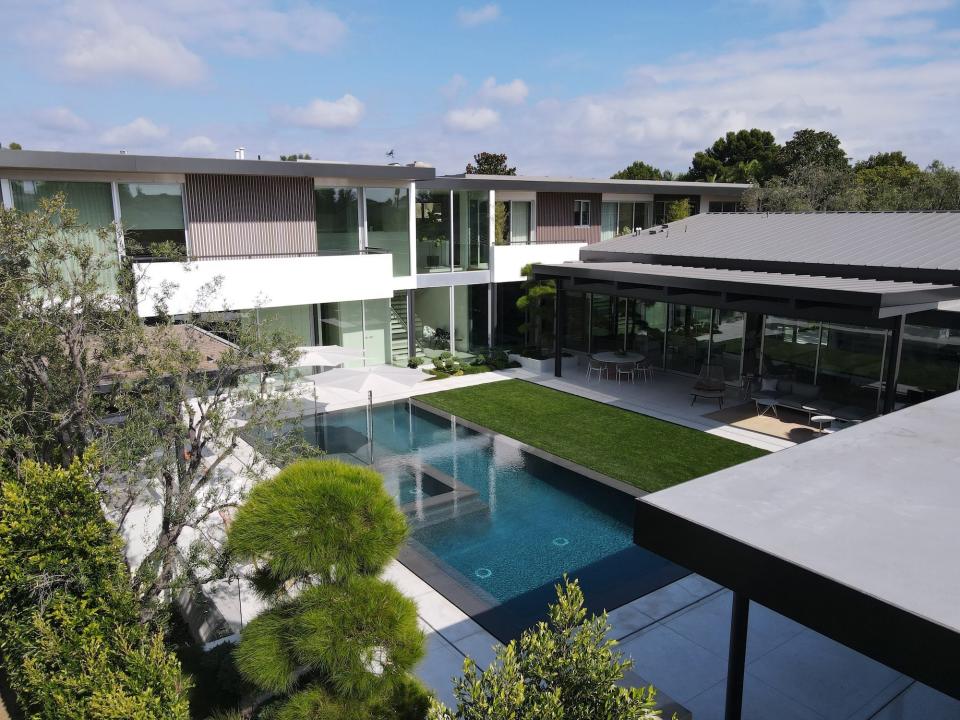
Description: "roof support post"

(882, 315), (905, 414)
(724, 591), (750, 720)
(554, 281), (565, 378)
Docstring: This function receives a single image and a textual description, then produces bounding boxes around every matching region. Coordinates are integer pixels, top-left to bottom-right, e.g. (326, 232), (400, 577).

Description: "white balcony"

(491, 242), (586, 284)
(134, 253), (396, 317)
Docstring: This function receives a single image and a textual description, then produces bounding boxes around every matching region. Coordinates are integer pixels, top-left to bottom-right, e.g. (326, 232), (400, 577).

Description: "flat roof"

(0, 149), (436, 181)
(634, 390), (960, 699)
(582, 211), (960, 283)
(420, 173), (749, 197)
(534, 260), (960, 318)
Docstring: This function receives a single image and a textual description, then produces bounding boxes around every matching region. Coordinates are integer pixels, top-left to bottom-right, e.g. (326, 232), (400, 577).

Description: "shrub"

(434, 351), (462, 375)
(429, 577), (662, 720)
(407, 356), (426, 369)
(0, 453), (190, 719)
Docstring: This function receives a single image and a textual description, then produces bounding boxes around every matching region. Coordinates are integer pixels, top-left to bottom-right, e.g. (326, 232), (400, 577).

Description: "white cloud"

(18, 0), (348, 87)
(34, 107), (89, 133)
(445, 107), (500, 132)
(479, 77), (528, 105)
(275, 95), (365, 129)
(100, 117), (168, 147)
(180, 135), (218, 155)
(456, 4), (500, 26)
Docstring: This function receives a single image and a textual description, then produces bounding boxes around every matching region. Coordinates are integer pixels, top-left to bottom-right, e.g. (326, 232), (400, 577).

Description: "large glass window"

(117, 183), (185, 259)
(590, 294), (617, 353)
(494, 282), (525, 351)
(415, 190), (451, 273)
(320, 301), (365, 366)
(509, 201), (531, 245)
(665, 304), (712, 374)
(574, 199), (591, 227)
(413, 287), (452, 357)
(248, 304), (315, 345)
(365, 187), (410, 276)
(711, 310), (745, 379)
(600, 202), (618, 242)
(563, 291), (590, 353)
(453, 190), (489, 270)
(315, 186), (359, 255)
(627, 300), (668, 367)
(453, 284), (489, 354)
(817, 323), (885, 413)
(761, 317), (819, 383)
(11, 179), (119, 290)
(899, 324), (960, 404)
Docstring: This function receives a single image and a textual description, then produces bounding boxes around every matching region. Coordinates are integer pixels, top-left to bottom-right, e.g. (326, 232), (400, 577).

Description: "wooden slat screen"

(185, 174), (316, 258)
(535, 192), (601, 244)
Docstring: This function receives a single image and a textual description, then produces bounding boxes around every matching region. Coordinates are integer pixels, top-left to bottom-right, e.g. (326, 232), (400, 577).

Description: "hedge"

(0, 453), (190, 719)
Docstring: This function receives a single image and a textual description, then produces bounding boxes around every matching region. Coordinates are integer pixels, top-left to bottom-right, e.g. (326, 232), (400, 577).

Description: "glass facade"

(117, 183), (185, 259)
(665, 304), (713, 374)
(315, 186), (359, 255)
(494, 282), (525, 350)
(453, 190), (489, 270)
(413, 287), (452, 356)
(453, 284), (490, 354)
(11, 179), (119, 290)
(365, 187), (410, 276)
(415, 190), (451, 273)
(510, 201), (531, 244)
(247, 304), (316, 345)
(899, 324), (960, 404)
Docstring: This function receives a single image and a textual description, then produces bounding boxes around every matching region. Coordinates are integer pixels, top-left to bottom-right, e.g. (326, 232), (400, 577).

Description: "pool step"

(404, 492), (490, 529)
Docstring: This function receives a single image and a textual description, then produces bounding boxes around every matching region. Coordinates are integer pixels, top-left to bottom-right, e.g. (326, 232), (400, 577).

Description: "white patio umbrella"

(305, 365), (425, 396)
(294, 345), (366, 367)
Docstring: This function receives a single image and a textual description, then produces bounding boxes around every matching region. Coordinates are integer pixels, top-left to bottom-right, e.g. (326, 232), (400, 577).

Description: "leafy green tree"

(430, 577), (664, 720)
(0, 453), (189, 719)
(665, 198), (692, 222)
(280, 153), (312, 161)
(777, 129), (849, 177)
(516, 263), (556, 356)
(611, 161), (674, 181)
(5, 142), (22, 150)
(688, 129), (780, 183)
(0, 194), (313, 622)
(465, 152), (516, 175)
(228, 459), (427, 718)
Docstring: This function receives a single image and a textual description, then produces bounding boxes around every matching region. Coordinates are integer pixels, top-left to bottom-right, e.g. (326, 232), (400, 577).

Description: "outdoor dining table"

(591, 351), (646, 380)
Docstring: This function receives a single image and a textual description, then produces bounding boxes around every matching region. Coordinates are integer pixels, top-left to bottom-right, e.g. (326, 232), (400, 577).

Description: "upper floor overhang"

(0, 149), (436, 183)
(420, 173), (750, 197)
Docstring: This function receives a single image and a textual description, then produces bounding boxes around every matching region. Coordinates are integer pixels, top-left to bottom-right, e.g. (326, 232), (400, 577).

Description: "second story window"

(118, 183), (186, 260)
(574, 199), (591, 227)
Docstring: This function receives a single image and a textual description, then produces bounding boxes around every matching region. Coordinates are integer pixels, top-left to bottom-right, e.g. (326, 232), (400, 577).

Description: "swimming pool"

(265, 399), (688, 640)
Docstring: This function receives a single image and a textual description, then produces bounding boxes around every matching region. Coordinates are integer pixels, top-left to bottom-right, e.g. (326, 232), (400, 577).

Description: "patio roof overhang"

(533, 261), (960, 326)
(633, 390), (960, 702)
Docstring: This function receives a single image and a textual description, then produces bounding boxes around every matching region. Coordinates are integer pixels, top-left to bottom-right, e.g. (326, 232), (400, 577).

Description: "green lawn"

(416, 380), (767, 493)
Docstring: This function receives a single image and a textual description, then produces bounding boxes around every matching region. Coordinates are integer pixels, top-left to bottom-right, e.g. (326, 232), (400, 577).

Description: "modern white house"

(0, 149), (748, 367)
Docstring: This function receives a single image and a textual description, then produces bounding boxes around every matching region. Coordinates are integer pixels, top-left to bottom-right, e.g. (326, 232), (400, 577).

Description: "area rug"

(704, 403), (819, 443)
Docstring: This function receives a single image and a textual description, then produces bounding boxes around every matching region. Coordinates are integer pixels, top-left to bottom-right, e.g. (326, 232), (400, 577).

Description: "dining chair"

(616, 362), (635, 384)
(635, 358), (653, 383)
(586, 358), (603, 383)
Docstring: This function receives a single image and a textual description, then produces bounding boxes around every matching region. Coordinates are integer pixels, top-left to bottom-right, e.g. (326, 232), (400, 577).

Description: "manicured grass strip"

(416, 380), (767, 493)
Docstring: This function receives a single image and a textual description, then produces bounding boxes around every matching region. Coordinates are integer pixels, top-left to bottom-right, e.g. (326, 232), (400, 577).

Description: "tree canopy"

(777, 129), (848, 176)
(466, 152), (516, 175)
(611, 161), (673, 181)
(688, 128), (780, 183)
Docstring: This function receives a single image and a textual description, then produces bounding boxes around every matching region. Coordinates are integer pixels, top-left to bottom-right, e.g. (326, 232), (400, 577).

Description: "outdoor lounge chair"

(690, 363), (726, 408)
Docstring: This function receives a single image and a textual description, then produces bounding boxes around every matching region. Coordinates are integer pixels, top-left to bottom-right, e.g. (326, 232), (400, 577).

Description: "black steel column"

(310, 304), (320, 346)
(882, 315), (905, 414)
(554, 281), (565, 378)
(724, 592), (750, 720)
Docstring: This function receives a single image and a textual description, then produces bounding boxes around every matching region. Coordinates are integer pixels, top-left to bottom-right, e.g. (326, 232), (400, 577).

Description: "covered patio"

(533, 259), (960, 425)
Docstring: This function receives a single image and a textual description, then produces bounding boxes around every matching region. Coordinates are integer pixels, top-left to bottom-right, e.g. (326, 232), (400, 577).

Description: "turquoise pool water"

(269, 400), (686, 639)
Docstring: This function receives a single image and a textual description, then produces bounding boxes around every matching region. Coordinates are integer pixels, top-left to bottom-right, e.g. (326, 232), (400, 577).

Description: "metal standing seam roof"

(633, 389), (960, 699)
(534, 260), (960, 309)
(582, 212), (960, 272)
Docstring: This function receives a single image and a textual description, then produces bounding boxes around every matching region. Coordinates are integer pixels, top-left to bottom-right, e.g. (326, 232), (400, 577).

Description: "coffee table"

(755, 397), (778, 417)
(810, 414), (835, 434)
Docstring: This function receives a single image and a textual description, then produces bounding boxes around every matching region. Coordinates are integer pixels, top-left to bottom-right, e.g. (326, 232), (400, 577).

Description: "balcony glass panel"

(118, 183), (185, 259)
(415, 190), (451, 273)
(315, 187), (359, 255)
(365, 187), (410, 276)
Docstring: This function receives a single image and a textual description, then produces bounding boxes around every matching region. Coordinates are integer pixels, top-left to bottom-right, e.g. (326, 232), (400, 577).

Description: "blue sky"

(2, 0), (959, 176)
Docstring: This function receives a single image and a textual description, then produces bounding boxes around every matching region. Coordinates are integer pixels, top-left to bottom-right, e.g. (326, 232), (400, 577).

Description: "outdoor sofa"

(750, 377), (876, 423)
